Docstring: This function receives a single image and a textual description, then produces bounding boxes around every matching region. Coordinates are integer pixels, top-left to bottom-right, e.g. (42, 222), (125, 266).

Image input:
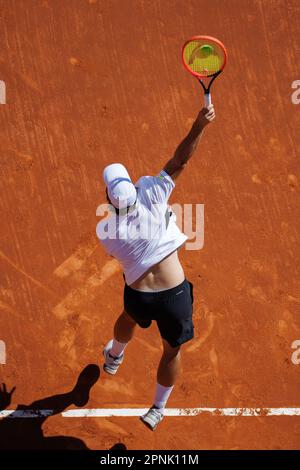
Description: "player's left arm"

(163, 105), (215, 181)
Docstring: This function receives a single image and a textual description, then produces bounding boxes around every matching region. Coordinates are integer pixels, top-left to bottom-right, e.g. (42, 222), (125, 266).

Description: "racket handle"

(204, 93), (212, 107)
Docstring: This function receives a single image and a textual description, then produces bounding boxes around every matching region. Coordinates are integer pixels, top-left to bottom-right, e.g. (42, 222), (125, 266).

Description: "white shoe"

(140, 406), (164, 431)
(103, 340), (124, 375)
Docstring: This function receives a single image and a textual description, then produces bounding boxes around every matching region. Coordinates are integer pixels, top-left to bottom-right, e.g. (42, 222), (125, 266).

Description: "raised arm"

(163, 105), (215, 180)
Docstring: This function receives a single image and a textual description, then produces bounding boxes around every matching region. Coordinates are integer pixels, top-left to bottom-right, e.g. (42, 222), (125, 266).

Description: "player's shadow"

(0, 364), (101, 450)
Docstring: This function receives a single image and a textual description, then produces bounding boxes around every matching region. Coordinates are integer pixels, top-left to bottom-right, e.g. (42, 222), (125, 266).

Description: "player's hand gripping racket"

(182, 35), (227, 106)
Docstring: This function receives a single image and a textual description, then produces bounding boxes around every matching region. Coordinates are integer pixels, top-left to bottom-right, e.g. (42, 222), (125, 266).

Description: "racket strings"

(183, 40), (226, 77)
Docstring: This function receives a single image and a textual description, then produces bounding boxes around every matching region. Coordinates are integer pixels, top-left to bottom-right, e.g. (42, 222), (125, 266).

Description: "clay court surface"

(0, 0), (300, 450)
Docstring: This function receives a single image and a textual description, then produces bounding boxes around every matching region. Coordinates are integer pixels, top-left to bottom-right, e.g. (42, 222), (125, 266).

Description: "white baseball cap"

(103, 163), (137, 209)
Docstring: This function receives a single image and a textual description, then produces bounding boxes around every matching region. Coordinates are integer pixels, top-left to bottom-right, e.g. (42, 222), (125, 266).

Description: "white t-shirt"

(96, 171), (187, 285)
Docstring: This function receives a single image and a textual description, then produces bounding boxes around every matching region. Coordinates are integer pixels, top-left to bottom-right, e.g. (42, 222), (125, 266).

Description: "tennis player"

(97, 104), (215, 430)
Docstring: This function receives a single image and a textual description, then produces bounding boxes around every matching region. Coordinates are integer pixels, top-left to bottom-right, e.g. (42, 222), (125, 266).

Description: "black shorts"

(124, 279), (194, 348)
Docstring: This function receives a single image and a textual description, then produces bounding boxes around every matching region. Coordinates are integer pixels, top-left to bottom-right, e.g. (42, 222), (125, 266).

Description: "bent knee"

(162, 339), (181, 357)
(122, 310), (137, 325)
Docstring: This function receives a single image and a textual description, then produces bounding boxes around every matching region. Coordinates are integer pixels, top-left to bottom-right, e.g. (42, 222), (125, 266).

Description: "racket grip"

(204, 93), (212, 107)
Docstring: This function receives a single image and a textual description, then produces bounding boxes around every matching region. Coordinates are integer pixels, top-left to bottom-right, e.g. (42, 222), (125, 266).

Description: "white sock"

(110, 338), (128, 358)
(154, 383), (174, 411)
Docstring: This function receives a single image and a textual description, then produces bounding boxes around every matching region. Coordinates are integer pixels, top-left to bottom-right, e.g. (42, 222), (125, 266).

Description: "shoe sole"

(103, 363), (118, 375)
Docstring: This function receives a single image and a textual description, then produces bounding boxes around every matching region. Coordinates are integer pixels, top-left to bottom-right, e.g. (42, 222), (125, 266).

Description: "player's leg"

(141, 280), (194, 430)
(140, 340), (180, 431)
(113, 309), (136, 351)
(103, 310), (136, 375)
(157, 338), (181, 388)
(140, 340), (180, 430)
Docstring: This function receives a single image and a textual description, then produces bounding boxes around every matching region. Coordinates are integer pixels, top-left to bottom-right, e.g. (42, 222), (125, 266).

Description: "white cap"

(103, 163), (137, 209)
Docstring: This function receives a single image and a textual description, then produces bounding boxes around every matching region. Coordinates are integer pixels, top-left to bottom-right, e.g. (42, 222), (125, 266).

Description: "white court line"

(1, 408), (300, 418)
(64, 407), (300, 417)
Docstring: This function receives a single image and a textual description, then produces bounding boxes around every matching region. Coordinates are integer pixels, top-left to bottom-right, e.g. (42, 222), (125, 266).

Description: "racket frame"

(182, 35), (228, 107)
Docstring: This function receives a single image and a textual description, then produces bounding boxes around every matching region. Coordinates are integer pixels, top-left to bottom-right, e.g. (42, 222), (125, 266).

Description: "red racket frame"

(182, 35), (228, 106)
(182, 35), (228, 79)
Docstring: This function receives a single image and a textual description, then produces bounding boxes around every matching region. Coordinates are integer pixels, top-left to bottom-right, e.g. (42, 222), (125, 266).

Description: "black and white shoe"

(103, 340), (124, 375)
(140, 406), (164, 431)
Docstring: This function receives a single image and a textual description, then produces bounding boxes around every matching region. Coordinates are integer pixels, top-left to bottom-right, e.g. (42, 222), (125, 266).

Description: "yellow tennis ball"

(200, 44), (213, 57)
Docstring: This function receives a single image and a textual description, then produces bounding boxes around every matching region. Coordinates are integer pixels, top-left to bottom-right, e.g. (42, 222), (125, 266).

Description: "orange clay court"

(0, 0), (300, 450)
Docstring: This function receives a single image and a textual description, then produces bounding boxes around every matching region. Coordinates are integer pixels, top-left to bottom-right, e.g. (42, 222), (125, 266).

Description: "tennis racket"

(182, 35), (227, 107)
